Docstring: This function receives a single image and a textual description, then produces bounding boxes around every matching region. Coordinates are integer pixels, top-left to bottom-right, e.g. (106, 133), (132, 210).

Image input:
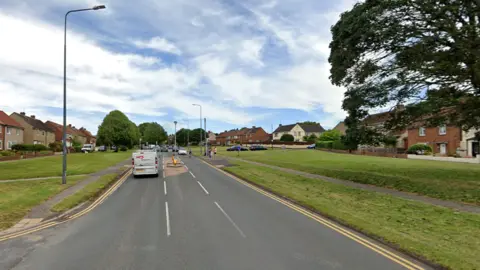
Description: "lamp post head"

(92, 5), (106, 10)
(174, 121), (177, 125)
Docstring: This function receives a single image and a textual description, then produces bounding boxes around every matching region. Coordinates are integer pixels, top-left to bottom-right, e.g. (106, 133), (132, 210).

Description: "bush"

(407, 144), (433, 154)
(0, 151), (15, 156)
(33, 144), (48, 152)
(49, 142), (62, 152)
(74, 146), (82, 153)
(280, 134), (294, 142)
(120, 145), (127, 151)
(316, 140), (347, 150)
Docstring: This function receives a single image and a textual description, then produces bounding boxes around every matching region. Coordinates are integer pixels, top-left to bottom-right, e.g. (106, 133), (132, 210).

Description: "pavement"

(0, 152), (431, 270)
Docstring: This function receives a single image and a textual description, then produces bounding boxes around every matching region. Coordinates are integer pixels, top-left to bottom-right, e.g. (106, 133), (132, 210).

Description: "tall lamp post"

(62, 5), (106, 185)
(174, 121), (178, 154)
(183, 118), (190, 149)
(192, 104), (202, 155)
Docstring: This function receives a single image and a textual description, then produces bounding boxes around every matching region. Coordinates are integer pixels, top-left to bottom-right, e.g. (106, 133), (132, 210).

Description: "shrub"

(407, 144), (432, 154)
(316, 141), (333, 149)
(280, 134), (294, 142)
(0, 151), (15, 156)
(33, 144), (48, 152)
(120, 145), (127, 151)
(49, 142), (62, 152)
(74, 146), (82, 153)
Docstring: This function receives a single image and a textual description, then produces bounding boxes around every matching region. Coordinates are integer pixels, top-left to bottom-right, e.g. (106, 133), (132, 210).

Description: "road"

(0, 152), (429, 270)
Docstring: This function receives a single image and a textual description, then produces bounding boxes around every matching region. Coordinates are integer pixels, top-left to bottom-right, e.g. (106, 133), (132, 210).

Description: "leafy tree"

(175, 128), (192, 146)
(298, 121), (318, 125)
(329, 0), (480, 134)
(303, 134), (318, 143)
(382, 135), (398, 148)
(141, 122), (167, 145)
(72, 137), (82, 148)
(188, 128), (207, 145)
(318, 130), (341, 142)
(97, 110), (139, 148)
(280, 134), (294, 142)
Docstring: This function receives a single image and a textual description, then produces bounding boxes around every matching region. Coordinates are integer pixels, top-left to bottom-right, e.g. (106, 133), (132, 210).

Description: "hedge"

(407, 144), (433, 154)
(316, 140), (347, 150)
(11, 144), (49, 152)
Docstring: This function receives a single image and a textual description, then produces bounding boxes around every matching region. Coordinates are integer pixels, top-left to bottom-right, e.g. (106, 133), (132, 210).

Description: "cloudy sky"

(0, 0), (354, 134)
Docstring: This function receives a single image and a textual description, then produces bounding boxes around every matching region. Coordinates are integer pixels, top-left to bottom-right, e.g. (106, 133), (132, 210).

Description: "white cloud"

(133, 36), (182, 55)
(238, 38), (265, 67)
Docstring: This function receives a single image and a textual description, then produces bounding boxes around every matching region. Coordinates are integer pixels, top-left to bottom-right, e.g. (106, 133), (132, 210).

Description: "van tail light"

(155, 157), (158, 165)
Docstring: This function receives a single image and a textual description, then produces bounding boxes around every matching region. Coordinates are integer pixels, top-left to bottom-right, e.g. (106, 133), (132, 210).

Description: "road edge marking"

(0, 169), (132, 243)
(198, 158), (425, 270)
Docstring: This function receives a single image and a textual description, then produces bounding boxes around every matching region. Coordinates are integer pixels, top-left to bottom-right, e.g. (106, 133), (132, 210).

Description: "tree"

(329, 0), (480, 133)
(303, 134), (318, 143)
(318, 130), (341, 142)
(280, 134), (294, 142)
(140, 122), (167, 145)
(298, 121), (318, 125)
(175, 128), (191, 146)
(97, 110), (139, 148)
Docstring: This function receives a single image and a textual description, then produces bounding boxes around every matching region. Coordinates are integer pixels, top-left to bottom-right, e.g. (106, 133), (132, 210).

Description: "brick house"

(216, 126), (270, 145)
(207, 131), (216, 144)
(459, 129), (479, 157)
(70, 125), (87, 144)
(408, 124), (462, 156)
(78, 127), (96, 147)
(216, 129), (238, 146)
(362, 110), (408, 149)
(273, 123), (325, 142)
(0, 110), (24, 150)
(45, 121), (75, 147)
(242, 126), (270, 144)
(10, 112), (55, 146)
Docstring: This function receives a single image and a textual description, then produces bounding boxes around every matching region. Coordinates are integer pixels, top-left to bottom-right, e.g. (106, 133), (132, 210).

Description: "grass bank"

(218, 148), (480, 204)
(0, 151), (132, 180)
(52, 173), (121, 213)
(223, 160), (480, 269)
(0, 176), (87, 230)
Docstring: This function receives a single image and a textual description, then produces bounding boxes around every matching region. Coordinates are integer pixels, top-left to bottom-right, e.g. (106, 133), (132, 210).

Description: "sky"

(0, 0), (356, 135)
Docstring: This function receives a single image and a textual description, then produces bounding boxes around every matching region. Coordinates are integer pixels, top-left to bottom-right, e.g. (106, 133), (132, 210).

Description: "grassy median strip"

(0, 151), (132, 180)
(0, 176), (87, 230)
(224, 160), (480, 270)
(218, 148), (480, 204)
(51, 173), (120, 213)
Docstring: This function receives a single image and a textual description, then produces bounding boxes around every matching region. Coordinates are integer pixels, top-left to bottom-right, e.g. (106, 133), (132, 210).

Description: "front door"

(440, 144), (447, 155)
(472, 142), (479, 157)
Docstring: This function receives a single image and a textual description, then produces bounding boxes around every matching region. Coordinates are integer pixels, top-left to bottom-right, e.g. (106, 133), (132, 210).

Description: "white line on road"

(214, 201), (246, 238)
(163, 171), (165, 179)
(165, 202), (171, 236)
(184, 165), (188, 170)
(197, 181), (209, 195)
(164, 181), (167, 195)
(189, 171), (196, 178)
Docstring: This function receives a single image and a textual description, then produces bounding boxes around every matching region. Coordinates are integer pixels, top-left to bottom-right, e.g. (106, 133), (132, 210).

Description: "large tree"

(139, 122), (167, 144)
(318, 130), (341, 142)
(329, 0), (480, 136)
(97, 110), (139, 148)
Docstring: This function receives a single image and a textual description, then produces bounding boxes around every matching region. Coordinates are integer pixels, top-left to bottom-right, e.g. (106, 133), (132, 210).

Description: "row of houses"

(0, 110), (96, 151)
(331, 110), (480, 158)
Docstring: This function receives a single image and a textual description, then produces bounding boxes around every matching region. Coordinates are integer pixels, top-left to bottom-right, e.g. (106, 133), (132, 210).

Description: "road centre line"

(184, 165), (188, 170)
(164, 181), (167, 195)
(189, 171), (196, 178)
(214, 201), (246, 238)
(165, 202), (171, 236)
(199, 159), (425, 270)
(197, 181), (209, 195)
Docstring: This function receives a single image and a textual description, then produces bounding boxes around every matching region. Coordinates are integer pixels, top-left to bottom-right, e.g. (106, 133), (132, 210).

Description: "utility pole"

(204, 118), (207, 156)
(271, 124), (274, 149)
(193, 104), (202, 155)
(174, 121), (177, 155)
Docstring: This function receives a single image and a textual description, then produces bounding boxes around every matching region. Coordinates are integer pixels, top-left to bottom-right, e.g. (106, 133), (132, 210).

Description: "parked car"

(81, 144), (94, 153)
(178, 148), (187, 155)
(98, 145), (107, 152)
(111, 145), (118, 152)
(307, 144), (316, 149)
(227, 145), (248, 151)
(249, 145), (267, 151)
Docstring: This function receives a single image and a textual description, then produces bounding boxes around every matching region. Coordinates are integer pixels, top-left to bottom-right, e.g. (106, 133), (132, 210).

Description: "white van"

(132, 150), (159, 177)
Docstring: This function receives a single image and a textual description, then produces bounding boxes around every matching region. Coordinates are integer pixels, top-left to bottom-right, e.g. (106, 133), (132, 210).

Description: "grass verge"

(0, 176), (87, 230)
(223, 160), (480, 270)
(51, 173), (121, 213)
(0, 150), (132, 180)
(217, 147), (480, 204)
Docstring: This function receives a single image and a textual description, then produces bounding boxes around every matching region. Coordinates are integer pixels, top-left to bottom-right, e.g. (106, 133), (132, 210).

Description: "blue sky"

(0, 0), (355, 134)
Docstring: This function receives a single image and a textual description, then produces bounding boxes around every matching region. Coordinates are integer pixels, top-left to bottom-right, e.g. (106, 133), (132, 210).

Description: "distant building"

(0, 110), (24, 150)
(332, 121), (346, 135)
(10, 112), (55, 146)
(216, 126), (270, 145)
(273, 123), (325, 142)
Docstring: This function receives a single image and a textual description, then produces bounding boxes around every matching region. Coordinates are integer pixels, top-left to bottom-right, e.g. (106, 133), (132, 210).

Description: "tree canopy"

(329, 0), (480, 139)
(280, 134), (294, 142)
(97, 110), (139, 148)
(140, 122), (167, 145)
(318, 130), (341, 142)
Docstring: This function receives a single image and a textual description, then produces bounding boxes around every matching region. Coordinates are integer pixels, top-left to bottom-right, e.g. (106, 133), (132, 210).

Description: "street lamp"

(192, 104), (202, 155)
(183, 118), (190, 148)
(174, 121), (178, 154)
(62, 5), (106, 185)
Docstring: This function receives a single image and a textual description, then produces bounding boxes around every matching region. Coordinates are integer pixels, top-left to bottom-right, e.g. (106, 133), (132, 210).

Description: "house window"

(16, 129), (19, 135)
(439, 125), (446, 135)
(7, 141), (13, 149)
(6, 127), (11, 134)
(0, 140), (2, 149)
(419, 127), (426, 136)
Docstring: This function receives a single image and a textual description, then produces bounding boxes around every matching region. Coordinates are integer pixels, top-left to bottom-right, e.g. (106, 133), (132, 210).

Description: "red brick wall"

(408, 126), (462, 155)
(248, 128), (270, 143)
(0, 125), (5, 150)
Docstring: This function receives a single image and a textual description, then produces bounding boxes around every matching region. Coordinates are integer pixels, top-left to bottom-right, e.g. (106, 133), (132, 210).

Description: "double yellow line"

(201, 159), (425, 270)
(0, 170), (132, 243)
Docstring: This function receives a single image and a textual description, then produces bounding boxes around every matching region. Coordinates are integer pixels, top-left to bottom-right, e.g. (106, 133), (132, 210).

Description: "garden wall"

(407, 154), (480, 164)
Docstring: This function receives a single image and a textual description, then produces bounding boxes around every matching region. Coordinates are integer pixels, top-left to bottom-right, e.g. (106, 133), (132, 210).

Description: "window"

(16, 129), (19, 135)
(0, 140), (2, 149)
(42, 131), (45, 135)
(6, 127), (11, 134)
(419, 127), (426, 136)
(7, 141), (13, 149)
(439, 125), (446, 135)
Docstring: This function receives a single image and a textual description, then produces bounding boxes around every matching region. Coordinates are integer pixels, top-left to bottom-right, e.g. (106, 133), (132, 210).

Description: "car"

(249, 145), (267, 151)
(132, 150), (159, 177)
(227, 145), (248, 151)
(160, 146), (168, 152)
(97, 145), (107, 152)
(178, 148), (187, 155)
(111, 145), (118, 152)
(81, 144), (94, 153)
(307, 144), (316, 149)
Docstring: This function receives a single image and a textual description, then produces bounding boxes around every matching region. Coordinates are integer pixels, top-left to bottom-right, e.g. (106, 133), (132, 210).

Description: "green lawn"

(224, 160), (480, 270)
(0, 151), (132, 180)
(52, 173), (120, 213)
(0, 176), (87, 230)
(218, 148), (480, 204)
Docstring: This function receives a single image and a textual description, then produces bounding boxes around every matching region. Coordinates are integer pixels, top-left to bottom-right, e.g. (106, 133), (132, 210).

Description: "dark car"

(111, 145), (118, 152)
(307, 144), (316, 149)
(249, 145), (267, 151)
(227, 145), (248, 151)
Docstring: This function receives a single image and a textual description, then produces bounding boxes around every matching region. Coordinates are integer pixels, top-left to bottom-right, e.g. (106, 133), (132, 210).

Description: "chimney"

(252, 126), (256, 128)
(30, 115), (35, 119)
(279, 124), (282, 127)
(68, 124), (72, 127)
(20, 112), (26, 116)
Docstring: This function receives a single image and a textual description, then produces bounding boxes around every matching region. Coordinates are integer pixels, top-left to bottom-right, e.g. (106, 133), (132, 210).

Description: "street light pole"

(192, 104), (202, 155)
(183, 119), (190, 149)
(62, 5), (105, 185)
(174, 121), (177, 154)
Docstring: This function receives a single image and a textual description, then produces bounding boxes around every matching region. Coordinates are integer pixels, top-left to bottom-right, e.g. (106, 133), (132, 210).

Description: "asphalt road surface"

(0, 152), (430, 270)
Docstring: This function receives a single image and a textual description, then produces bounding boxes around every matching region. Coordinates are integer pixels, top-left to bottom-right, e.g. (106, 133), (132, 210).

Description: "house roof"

(273, 124), (296, 133)
(333, 121), (347, 134)
(11, 113), (53, 132)
(0, 110), (23, 128)
(78, 128), (95, 138)
(273, 123), (325, 133)
(363, 111), (392, 125)
(46, 121), (76, 134)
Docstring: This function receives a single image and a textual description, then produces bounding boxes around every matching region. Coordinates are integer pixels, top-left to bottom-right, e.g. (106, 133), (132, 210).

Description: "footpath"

(1, 160), (131, 235)
(202, 156), (480, 214)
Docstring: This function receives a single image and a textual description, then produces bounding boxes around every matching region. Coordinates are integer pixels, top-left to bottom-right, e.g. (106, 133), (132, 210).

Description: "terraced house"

(0, 110), (24, 150)
(10, 112), (55, 146)
(273, 123), (325, 142)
